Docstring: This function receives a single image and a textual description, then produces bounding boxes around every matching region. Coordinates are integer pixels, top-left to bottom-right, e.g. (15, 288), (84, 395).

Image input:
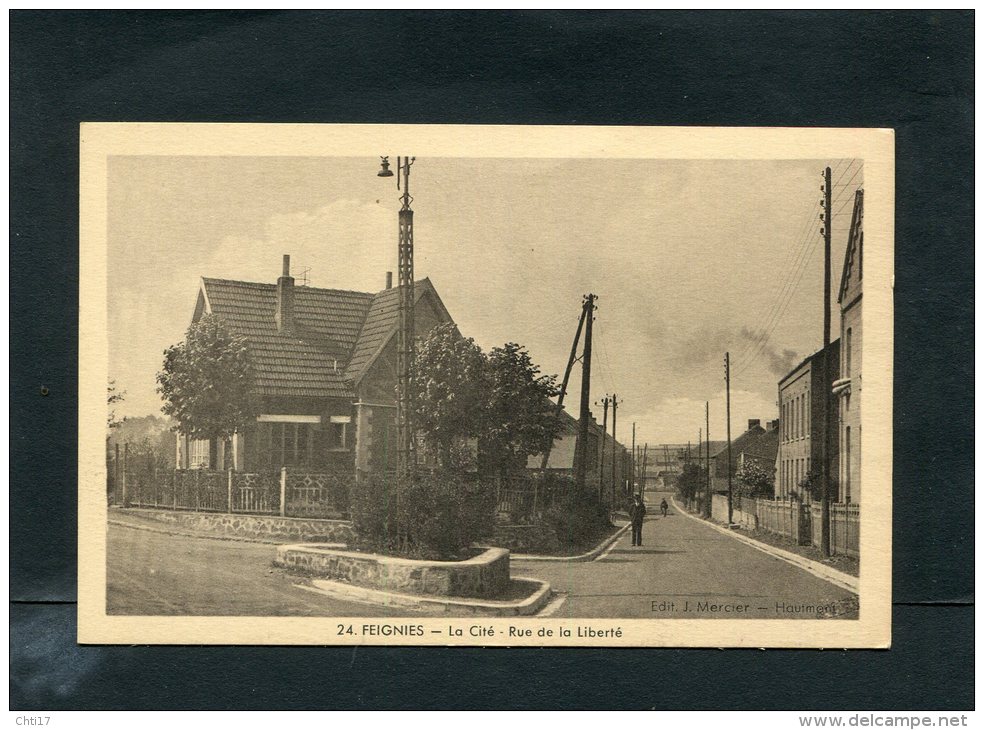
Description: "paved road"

(107, 524), (400, 616)
(511, 491), (857, 619)
(108, 492), (856, 619)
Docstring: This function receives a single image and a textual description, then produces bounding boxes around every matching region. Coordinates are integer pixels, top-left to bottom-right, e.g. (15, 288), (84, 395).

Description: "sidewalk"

(670, 497), (858, 594)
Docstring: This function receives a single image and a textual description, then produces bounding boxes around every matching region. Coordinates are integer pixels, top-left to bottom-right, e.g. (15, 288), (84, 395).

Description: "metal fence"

(492, 474), (576, 525)
(115, 458), (351, 519)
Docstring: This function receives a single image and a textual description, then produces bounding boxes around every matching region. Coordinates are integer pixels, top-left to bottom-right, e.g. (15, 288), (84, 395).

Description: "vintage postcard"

(78, 124), (893, 647)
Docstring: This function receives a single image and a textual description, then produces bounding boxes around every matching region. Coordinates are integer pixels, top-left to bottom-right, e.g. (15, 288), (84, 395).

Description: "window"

(189, 439), (210, 469)
(328, 416), (351, 450)
(260, 422), (314, 470)
(845, 328), (853, 377)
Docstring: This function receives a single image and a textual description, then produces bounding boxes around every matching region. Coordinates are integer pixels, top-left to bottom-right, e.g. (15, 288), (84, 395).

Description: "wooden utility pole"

(631, 422), (636, 495)
(598, 395), (610, 498)
(640, 443), (649, 497)
(821, 166), (833, 556)
(610, 393), (618, 498)
(540, 304), (587, 471)
(704, 400), (711, 518)
(574, 294), (596, 490)
(697, 427), (702, 511)
(725, 351), (733, 524)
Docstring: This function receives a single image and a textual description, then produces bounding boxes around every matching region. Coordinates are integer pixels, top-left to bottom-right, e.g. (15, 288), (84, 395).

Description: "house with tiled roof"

(525, 405), (636, 500)
(708, 419), (779, 494)
(175, 255), (455, 477)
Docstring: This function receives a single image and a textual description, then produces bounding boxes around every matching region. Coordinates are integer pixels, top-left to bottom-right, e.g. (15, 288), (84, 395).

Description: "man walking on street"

(630, 494), (647, 546)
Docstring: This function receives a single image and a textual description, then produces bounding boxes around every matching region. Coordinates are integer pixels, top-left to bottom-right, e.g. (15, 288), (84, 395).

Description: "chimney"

(747, 418), (761, 431)
(767, 419), (780, 431)
(385, 271), (393, 290)
(275, 254), (295, 334)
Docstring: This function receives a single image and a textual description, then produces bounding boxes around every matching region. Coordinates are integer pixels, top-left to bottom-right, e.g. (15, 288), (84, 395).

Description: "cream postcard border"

(78, 123), (894, 647)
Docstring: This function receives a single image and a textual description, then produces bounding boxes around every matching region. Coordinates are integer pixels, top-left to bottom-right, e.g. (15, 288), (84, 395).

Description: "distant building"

(528, 407), (631, 496)
(775, 340), (841, 502)
(833, 190), (863, 504)
(638, 443), (687, 491)
(710, 419), (779, 494)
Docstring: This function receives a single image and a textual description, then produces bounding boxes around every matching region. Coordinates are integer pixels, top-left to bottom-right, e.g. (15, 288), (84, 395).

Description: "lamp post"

(377, 156), (417, 481)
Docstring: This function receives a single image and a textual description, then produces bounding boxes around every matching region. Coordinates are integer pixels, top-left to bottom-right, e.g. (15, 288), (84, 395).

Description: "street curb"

(671, 497), (859, 594)
(108, 516), (289, 546)
(510, 522), (631, 563)
(297, 576), (554, 617)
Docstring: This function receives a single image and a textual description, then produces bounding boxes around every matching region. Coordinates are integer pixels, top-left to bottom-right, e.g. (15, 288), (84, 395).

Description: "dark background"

(10, 10), (974, 709)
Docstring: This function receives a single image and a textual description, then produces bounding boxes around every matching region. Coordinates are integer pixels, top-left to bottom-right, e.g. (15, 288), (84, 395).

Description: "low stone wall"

(490, 524), (561, 554)
(276, 544), (510, 599)
(121, 507), (354, 543)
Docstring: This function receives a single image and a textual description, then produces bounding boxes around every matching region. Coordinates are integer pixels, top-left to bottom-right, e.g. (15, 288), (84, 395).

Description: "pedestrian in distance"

(630, 493), (647, 546)
(660, 498), (669, 517)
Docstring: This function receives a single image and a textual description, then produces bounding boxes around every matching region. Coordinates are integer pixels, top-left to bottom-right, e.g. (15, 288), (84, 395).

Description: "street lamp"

(376, 156), (416, 481)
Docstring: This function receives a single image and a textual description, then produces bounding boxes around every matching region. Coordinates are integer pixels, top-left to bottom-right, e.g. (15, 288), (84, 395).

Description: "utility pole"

(611, 393), (619, 499)
(574, 294), (597, 490)
(820, 166), (833, 556)
(704, 400), (711, 518)
(631, 422), (636, 495)
(640, 443), (649, 498)
(540, 304), (587, 471)
(597, 395), (610, 499)
(698, 427), (702, 511)
(725, 351), (733, 524)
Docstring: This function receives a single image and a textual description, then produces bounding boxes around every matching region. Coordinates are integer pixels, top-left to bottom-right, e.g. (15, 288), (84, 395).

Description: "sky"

(108, 155), (863, 445)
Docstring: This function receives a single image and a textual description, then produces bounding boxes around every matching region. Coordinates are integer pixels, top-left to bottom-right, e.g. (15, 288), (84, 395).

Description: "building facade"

(174, 255), (456, 478)
(775, 340), (841, 502)
(833, 190), (863, 504)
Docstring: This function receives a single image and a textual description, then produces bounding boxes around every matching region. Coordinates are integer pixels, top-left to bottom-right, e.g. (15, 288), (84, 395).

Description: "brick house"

(833, 190), (863, 503)
(775, 340), (841, 502)
(709, 419), (779, 494)
(174, 255), (455, 478)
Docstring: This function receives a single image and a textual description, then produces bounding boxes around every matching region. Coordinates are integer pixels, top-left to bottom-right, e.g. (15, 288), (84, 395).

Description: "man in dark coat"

(629, 494), (647, 546)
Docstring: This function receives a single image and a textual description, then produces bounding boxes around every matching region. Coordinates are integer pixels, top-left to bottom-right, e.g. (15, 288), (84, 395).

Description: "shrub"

(541, 476), (612, 547)
(350, 472), (496, 560)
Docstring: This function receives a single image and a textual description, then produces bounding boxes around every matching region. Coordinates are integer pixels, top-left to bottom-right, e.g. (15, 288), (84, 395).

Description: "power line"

(734, 160), (861, 376)
(734, 238), (822, 378)
(734, 199), (824, 370)
(734, 212), (824, 376)
(732, 195), (823, 366)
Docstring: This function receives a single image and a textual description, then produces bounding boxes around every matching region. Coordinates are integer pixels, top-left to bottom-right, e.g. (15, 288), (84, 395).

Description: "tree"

(409, 328), (561, 476)
(676, 461), (702, 503)
(107, 379), (126, 430)
(156, 314), (257, 441)
(410, 323), (486, 468)
(482, 342), (560, 475)
(735, 458), (775, 499)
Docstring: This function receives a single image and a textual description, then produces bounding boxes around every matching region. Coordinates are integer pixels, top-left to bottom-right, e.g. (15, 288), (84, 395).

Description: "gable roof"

(838, 189), (864, 304)
(344, 279), (449, 384)
(198, 276), (449, 399)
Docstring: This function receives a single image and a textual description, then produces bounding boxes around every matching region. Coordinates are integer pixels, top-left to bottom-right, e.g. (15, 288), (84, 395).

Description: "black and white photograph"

(79, 124), (893, 647)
